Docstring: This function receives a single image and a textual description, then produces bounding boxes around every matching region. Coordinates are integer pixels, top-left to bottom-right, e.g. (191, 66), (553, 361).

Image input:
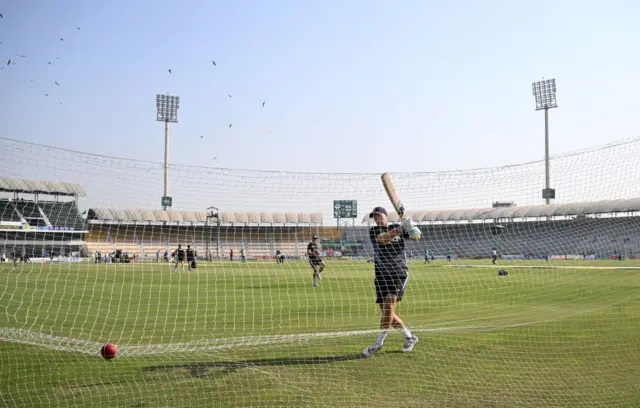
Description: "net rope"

(1, 137), (639, 407)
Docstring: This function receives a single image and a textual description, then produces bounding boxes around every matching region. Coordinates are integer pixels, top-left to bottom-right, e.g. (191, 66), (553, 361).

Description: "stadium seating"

(84, 222), (321, 261)
(13, 201), (42, 222)
(0, 199), (85, 230)
(81, 207), (640, 262)
(351, 217), (640, 260)
(0, 199), (21, 222)
(37, 201), (85, 230)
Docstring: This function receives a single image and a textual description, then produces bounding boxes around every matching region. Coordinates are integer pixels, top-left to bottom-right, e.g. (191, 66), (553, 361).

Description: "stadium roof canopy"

(360, 197), (640, 224)
(0, 177), (86, 197)
(87, 208), (324, 225)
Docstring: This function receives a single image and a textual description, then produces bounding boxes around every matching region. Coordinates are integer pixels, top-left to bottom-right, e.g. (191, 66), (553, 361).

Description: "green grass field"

(1, 259), (640, 407)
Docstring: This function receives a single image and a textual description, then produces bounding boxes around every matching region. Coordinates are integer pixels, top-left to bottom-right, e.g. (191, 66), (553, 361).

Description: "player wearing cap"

(307, 235), (326, 287)
(362, 206), (421, 357)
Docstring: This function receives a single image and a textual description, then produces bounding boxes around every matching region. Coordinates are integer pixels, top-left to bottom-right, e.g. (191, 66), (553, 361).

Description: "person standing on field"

(362, 206), (421, 357)
(307, 235), (326, 287)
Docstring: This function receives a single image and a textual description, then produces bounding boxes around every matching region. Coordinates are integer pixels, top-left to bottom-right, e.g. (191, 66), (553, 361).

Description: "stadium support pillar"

(268, 225), (274, 255)
(216, 223), (220, 261)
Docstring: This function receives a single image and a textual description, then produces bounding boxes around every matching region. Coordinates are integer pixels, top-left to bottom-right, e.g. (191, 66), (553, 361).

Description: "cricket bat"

(381, 172), (405, 218)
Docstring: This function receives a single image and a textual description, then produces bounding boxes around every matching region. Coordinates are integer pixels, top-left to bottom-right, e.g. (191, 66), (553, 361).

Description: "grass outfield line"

(0, 320), (570, 356)
(0, 299), (627, 357)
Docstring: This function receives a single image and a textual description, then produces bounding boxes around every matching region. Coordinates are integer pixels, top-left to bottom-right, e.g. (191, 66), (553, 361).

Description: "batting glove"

(401, 216), (416, 233)
(408, 226), (422, 241)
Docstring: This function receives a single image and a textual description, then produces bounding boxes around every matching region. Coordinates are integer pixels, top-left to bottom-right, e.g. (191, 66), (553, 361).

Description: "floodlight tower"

(532, 78), (558, 205)
(206, 206), (220, 260)
(156, 93), (180, 210)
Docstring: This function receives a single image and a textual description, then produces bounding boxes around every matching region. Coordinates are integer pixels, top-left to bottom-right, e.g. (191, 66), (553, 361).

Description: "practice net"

(1, 136), (639, 407)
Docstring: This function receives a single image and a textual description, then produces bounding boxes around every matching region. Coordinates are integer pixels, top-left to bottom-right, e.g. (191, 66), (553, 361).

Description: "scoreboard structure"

(333, 200), (358, 220)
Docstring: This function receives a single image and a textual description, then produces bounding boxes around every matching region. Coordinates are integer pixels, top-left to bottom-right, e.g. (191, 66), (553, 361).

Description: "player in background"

(307, 235), (326, 287)
(446, 248), (452, 263)
(240, 248), (247, 262)
(492, 247), (498, 264)
(173, 244), (186, 273)
(362, 206), (421, 357)
(424, 248), (430, 264)
(186, 245), (195, 271)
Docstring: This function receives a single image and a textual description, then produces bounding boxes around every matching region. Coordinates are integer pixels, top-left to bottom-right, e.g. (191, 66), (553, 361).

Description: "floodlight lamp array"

(532, 79), (557, 110)
(156, 94), (180, 122)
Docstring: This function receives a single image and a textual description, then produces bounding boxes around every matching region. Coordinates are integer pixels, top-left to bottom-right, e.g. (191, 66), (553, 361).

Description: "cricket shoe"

(362, 343), (383, 357)
(402, 335), (418, 353)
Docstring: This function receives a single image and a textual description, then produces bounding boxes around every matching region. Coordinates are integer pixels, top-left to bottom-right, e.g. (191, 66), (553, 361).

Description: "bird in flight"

(262, 101), (266, 107)
(228, 94), (232, 98)
(168, 69), (172, 74)
(212, 60), (216, 66)
(55, 81), (60, 86)
(229, 124), (232, 128)
(60, 38), (64, 41)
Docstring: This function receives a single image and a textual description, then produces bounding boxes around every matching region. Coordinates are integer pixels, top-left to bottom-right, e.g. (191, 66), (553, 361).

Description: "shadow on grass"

(143, 354), (365, 378)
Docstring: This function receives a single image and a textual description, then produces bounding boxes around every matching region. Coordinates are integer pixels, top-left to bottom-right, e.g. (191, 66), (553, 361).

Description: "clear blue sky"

(1, 0), (640, 174)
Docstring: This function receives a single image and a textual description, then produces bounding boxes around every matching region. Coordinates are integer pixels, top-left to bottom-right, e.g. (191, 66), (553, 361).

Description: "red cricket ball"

(100, 343), (117, 360)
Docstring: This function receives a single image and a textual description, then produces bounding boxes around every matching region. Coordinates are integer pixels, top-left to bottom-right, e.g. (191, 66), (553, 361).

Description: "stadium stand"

(4, 173), (638, 263)
(38, 201), (85, 230)
(84, 198), (640, 263)
(359, 198), (640, 260)
(14, 200), (45, 227)
(0, 177), (87, 258)
(0, 198), (21, 222)
(85, 208), (324, 261)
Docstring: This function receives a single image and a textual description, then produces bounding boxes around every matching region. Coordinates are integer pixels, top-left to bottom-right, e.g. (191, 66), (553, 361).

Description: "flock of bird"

(1, 12), (269, 144)
(2, 19), (81, 105)
(168, 61), (267, 131)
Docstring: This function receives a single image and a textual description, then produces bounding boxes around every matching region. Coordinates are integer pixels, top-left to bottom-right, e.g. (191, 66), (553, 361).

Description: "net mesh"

(1, 137), (640, 407)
